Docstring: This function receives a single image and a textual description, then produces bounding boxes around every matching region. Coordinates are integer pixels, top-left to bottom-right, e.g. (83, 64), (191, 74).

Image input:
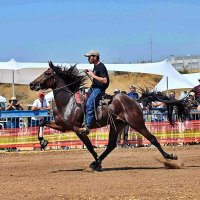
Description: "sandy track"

(0, 146), (200, 200)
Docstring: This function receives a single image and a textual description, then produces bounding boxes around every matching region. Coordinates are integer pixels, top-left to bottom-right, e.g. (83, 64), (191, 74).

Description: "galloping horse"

(29, 61), (178, 171)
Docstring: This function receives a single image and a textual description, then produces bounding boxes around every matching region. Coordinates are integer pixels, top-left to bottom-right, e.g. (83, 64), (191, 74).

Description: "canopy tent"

(44, 60), (194, 101)
(0, 59), (194, 97)
(182, 73), (200, 86)
(0, 58), (48, 96)
(155, 76), (194, 92)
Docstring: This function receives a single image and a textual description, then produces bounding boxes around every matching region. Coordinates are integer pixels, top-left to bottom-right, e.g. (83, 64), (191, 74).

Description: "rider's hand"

(86, 70), (95, 78)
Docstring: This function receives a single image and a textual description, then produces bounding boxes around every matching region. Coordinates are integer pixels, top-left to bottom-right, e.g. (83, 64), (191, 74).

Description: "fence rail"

(0, 110), (199, 150)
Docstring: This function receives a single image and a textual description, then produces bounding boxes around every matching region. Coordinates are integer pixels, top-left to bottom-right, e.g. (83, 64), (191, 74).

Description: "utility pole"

(147, 11), (153, 63)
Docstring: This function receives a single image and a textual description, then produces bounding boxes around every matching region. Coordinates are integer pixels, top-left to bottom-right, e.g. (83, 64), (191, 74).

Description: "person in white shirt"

(30, 91), (51, 126)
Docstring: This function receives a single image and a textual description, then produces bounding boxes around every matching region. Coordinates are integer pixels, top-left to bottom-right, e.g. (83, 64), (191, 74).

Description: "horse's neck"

(53, 87), (74, 114)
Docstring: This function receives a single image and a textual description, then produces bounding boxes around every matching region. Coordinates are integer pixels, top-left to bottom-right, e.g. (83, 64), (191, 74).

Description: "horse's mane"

(55, 65), (86, 92)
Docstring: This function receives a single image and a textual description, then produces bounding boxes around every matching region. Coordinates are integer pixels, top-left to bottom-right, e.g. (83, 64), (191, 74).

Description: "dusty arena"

(0, 146), (200, 200)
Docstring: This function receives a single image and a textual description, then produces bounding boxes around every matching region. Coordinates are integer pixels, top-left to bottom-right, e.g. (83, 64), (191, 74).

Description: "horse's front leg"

(38, 120), (66, 150)
(75, 132), (101, 171)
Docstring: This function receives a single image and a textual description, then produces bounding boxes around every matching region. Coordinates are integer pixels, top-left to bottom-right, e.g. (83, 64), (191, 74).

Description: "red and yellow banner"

(0, 121), (200, 149)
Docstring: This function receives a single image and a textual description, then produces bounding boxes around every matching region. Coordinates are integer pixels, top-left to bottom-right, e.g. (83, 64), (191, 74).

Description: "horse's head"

(29, 61), (59, 91)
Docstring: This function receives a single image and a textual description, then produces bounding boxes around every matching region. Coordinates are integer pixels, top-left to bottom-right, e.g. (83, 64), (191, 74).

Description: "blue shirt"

(127, 92), (139, 100)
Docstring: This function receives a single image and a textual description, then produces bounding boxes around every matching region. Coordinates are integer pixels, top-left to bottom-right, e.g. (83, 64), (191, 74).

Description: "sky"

(0, 0), (200, 63)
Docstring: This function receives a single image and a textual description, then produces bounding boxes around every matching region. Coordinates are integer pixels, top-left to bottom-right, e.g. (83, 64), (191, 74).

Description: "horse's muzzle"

(29, 82), (41, 91)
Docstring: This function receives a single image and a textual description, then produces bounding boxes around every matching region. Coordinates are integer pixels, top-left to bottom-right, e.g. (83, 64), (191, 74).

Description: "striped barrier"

(0, 120), (200, 149)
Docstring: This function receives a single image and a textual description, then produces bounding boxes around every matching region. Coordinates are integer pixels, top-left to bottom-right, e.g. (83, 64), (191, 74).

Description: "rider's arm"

(92, 74), (107, 84)
(86, 70), (107, 84)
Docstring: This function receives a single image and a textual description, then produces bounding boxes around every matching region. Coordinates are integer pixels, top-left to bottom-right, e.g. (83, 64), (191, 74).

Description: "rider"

(79, 50), (109, 135)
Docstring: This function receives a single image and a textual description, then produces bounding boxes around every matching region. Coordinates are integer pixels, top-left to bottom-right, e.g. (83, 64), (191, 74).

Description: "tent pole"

(12, 70), (15, 97)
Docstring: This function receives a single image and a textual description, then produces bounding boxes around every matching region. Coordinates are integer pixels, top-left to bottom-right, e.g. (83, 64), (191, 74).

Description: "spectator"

(0, 102), (6, 111)
(6, 96), (24, 128)
(190, 80), (200, 111)
(121, 91), (127, 95)
(168, 91), (176, 100)
(30, 91), (51, 127)
(113, 88), (120, 96)
(127, 85), (139, 100)
(150, 92), (167, 122)
(191, 78), (200, 104)
(188, 92), (199, 120)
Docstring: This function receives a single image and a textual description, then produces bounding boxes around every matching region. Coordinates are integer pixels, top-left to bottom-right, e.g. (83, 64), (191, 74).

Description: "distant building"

(170, 55), (200, 72)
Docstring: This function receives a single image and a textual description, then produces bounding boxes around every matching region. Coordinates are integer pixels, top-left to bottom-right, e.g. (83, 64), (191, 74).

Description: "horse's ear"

(48, 61), (55, 70)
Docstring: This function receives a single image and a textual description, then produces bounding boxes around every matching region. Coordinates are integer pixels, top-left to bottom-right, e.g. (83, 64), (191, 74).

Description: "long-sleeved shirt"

(127, 92), (139, 100)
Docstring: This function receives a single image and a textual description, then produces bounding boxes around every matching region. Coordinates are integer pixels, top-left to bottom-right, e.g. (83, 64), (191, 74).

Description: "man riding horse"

(29, 57), (179, 170)
(79, 50), (109, 135)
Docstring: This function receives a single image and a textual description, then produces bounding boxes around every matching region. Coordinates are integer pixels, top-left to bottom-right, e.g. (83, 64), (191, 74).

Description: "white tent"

(44, 59), (194, 100)
(155, 76), (194, 92)
(182, 73), (200, 86)
(0, 58), (48, 84)
(1, 59), (193, 96)
(0, 58), (48, 96)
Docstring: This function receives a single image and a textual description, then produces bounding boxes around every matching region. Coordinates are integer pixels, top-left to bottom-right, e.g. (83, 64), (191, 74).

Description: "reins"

(51, 71), (87, 95)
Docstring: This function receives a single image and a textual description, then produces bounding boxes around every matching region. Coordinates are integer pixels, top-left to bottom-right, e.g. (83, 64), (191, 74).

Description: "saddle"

(74, 88), (113, 121)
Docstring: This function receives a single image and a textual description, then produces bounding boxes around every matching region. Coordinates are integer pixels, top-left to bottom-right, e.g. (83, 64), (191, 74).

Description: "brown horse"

(29, 61), (178, 171)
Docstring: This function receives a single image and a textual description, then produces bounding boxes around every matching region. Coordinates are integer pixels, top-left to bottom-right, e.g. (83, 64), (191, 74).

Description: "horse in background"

(29, 61), (178, 171)
(139, 88), (190, 125)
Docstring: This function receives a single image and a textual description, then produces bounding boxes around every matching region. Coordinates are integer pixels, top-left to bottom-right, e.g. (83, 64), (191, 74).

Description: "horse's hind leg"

(129, 121), (178, 160)
(98, 120), (125, 164)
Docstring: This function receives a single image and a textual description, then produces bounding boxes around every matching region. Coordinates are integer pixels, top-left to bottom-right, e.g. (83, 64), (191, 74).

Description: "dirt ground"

(0, 146), (200, 200)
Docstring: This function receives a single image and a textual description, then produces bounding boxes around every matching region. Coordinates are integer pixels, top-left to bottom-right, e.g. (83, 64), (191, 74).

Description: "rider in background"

(79, 50), (109, 135)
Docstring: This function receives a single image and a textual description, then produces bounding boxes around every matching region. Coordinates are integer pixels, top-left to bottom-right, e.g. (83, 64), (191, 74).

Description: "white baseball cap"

(85, 50), (100, 57)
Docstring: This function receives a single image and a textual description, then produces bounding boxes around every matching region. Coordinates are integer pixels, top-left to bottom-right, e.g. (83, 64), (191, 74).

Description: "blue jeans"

(86, 88), (104, 128)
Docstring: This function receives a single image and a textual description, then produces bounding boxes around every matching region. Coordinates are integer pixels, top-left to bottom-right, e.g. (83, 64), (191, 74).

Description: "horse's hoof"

(40, 140), (49, 150)
(89, 161), (102, 172)
(94, 164), (102, 172)
(169, 153), (178, 160)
